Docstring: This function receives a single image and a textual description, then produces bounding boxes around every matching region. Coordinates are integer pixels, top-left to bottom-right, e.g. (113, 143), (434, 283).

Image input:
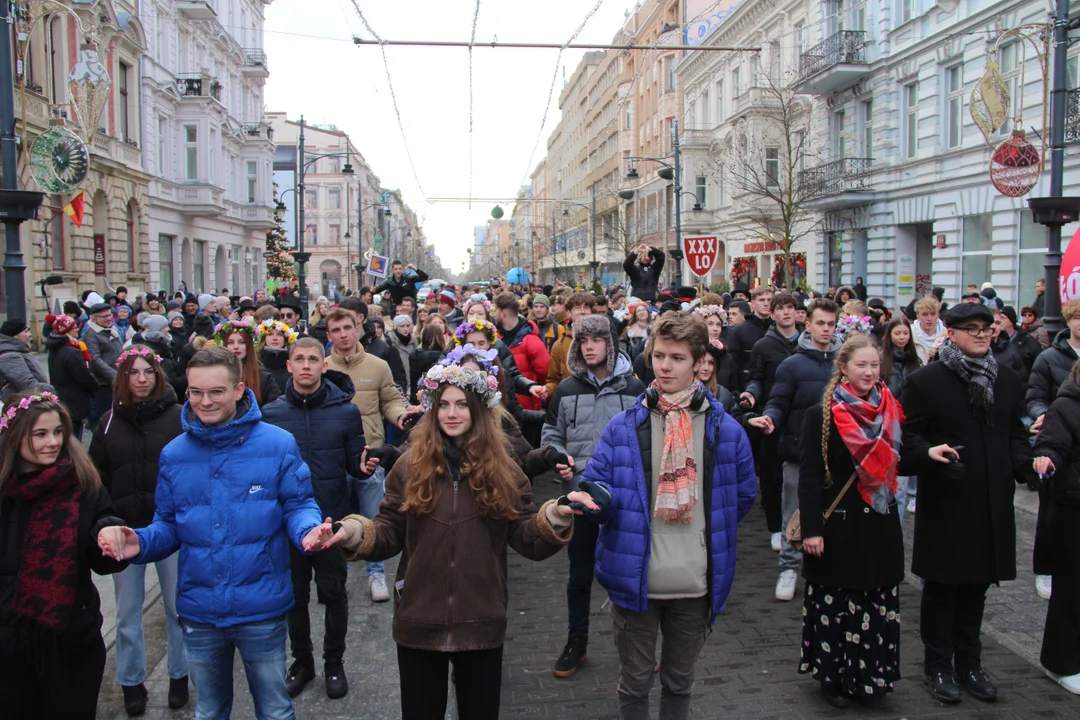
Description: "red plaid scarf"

(2, 458), (81, 629)
(830, 381), (905, 512)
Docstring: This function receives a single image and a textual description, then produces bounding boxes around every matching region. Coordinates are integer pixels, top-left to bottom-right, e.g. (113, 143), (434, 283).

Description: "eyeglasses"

(953, 325), (993, 337)
(186, 386), (234, 402)
(127, 369), (157, 379)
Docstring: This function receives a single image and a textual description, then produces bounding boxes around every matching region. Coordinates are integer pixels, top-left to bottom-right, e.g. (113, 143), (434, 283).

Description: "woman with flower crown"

(334, 361), (595, 719)
(203, 317), (282, 406)
(255, 318), (300, 393)
(0, 391), (129, 718)
(89, 345), (189, 714)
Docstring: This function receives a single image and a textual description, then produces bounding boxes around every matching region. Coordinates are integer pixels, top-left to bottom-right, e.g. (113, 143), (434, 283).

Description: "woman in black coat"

(409, 324), (446, 405)
(88, 345), (188, 714)
(0, 392), (128, 719)
(44, 315), (98, 439)
(1032, 372), (1080, 693)
(797, 335), (908, 707)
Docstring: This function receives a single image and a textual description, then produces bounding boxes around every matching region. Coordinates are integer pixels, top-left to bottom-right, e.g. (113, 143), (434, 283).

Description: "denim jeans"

(351, 466), (386, 576)
(182, 616), (295, 720)
(113, 552), (187, 686)
(894, 476), (910, 523)
(778, 461), (803, 573)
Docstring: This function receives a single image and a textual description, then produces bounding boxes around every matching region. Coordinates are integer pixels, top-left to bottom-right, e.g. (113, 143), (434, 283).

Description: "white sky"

(263, 0), (637, 276)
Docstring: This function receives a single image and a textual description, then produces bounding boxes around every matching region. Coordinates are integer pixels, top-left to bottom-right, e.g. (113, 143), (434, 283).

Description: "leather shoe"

(821, 683), (850, 708)
(168, 676), (189, 709)
(286, 658), (316, 698)
(959, 666), (998, 702)
(925, 671), (962, 704)
(121, 684), (148, 717)
(325, 662), (349, 699)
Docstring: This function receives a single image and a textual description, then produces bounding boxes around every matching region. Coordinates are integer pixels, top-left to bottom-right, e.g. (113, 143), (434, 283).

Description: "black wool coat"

(725, 315), (771, 393)
(798, 403), (908, 590)
(89, 386), (183, 528)
(901, 361), (1034, 585)
(1032, 376), (1080, 503)
(44, 334), (98, 423)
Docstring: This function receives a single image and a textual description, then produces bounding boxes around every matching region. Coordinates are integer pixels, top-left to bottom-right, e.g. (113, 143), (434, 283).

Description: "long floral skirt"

(798, 583), (901, 698)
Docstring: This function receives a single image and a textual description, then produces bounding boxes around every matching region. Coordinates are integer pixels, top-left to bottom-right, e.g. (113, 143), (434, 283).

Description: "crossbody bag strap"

(823, 471), (859, 522)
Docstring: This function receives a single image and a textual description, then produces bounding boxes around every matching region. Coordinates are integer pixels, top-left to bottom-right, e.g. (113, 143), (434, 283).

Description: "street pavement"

(92, 474), (1079, 719)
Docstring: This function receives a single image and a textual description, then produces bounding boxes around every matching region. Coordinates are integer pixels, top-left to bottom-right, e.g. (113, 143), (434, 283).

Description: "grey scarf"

(938, 338), (998, 424)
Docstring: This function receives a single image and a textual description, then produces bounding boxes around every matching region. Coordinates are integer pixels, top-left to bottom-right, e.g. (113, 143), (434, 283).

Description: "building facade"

(139, 0), (276, 298)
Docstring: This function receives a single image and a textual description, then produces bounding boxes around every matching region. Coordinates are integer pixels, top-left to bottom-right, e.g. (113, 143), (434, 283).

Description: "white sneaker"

(906, 497), (917, 514)
(770, 532), (782, 552)
(775, 570), (798, 601)
(369, 573), (390, 602)
(1049, 670), (1080, 694)
(1036, 574), (1052, 600)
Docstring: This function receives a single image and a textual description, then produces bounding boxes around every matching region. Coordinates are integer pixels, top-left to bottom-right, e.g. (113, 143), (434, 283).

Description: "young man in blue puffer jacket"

(98, 345), (338, 720)
(577, 311), (757, 720)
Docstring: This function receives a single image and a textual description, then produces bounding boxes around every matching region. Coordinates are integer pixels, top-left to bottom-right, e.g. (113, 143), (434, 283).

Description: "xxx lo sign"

(1061, 226), (1080, 303)
(683, 236), (719, 277)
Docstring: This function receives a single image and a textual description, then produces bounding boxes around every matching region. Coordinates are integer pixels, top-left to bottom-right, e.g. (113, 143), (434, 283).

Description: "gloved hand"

(569, 480), (611, 516)
(367, 445), (401, 473)
(541, 446), (570, 471)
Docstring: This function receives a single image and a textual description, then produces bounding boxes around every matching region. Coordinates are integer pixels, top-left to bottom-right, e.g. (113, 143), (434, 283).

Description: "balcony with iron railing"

(241, 49), (269, 77)
(798, 157), (874, 210)
(177, 75), (223, 102)
(242, 122), (273, 141)
(796, 31), (869, 96)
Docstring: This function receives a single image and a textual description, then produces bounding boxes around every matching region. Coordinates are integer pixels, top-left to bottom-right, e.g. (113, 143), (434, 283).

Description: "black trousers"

(567, 515), (600, 634)
(0, 628), (105, 719)
(397, 644), (503, 720)
(920, 581), (990, 675)
(287, 543), (348, 663)
(758, 435), (784, 533)
(1041, 501), (1080, 675)
(1033, 483), (1054, 576)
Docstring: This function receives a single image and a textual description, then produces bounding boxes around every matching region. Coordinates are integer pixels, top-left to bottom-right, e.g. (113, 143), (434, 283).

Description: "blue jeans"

(351, 466), (386, 576)
(113, 552), (187, 686)
(182, 616), (294, 720)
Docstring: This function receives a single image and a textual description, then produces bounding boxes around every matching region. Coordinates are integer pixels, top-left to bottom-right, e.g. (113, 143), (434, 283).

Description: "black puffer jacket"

(132, 331), (186, 397)
(763, 332), (843, 461)
(744, 326), (800, 408)
(259, 347), (291, 396)
(88, 386), (183, 528)
(45, 334), (98, 423)
(1033, 376), (1080, 502)
(623, 247), (664, 302)
(992, 333), (1029, 392)
(1027, 329), (1080, 418)
(260, 370), (368, 520)
(884, 349), (920, 394)
(725, 314), (771, 393)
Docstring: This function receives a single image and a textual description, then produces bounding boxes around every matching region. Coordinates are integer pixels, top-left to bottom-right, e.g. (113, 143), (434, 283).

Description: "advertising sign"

(683, 235), (719, 278)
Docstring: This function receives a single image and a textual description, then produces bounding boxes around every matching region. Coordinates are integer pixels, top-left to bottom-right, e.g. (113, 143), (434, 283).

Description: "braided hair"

(820, 333), (880, 487)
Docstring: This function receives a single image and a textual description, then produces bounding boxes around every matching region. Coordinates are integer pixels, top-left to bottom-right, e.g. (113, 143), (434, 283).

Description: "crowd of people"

(0, 247), (1076, 719)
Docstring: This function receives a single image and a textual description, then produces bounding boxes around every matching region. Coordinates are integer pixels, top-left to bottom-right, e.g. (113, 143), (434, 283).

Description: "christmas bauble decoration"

(989, 130), (1041, 197)
(970, 60), (1009, 143)
(29, 126), (89, 193)
(490, 205), (504, 219)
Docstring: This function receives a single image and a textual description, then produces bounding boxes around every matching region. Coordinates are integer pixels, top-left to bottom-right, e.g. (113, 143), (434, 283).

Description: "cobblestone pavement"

(95, 478), (1077, 719)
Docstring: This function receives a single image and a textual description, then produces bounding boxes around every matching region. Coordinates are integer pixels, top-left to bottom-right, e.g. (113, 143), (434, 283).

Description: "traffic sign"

(683, 235), (719, 277)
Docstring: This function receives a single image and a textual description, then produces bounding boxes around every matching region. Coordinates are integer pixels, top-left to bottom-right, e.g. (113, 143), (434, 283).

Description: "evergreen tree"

(266, 183), (296, 281)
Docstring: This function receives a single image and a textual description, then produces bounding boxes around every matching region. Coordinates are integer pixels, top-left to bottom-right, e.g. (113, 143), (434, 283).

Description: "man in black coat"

(261, 338), (378, 701)
(374, 261), (428, 308)
(901, 303), (1035, 705)
(622, 244), (664, 302)
(725, 286), (774, 393)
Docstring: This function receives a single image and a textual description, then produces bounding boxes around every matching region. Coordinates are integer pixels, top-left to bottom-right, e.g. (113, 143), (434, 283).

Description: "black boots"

(552, 631), (588, 678)
(121, 684), (148, 717)
(168, 676), (190, 709)
(285, 658), (316, 698)
(325, 661), (349, 699)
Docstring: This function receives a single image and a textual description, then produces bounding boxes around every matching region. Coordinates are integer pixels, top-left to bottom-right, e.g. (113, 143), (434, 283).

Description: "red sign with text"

(683, 235), (719, 277)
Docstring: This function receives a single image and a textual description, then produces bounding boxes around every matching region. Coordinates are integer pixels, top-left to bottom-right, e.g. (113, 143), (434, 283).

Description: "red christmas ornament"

(989, 130), (1042, 197)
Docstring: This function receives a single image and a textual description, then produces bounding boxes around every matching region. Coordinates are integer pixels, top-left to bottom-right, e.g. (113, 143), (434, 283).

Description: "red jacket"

(500, 318), (549, 410)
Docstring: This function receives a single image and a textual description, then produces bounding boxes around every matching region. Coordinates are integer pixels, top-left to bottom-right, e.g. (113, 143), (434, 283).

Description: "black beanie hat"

(0, 318), (28, 337)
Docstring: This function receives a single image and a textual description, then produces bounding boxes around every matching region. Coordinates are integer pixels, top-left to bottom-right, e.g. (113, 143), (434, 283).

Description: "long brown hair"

(217, 331), (261, 401)
(402, 384), (521, 520)
(112, 345), (168, 407)
(0, 392), (101, 494)
(880, 317), (919, 386)
(820, 333), (879, 486)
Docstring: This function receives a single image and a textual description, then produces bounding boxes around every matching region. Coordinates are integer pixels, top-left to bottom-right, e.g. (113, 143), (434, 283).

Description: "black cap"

(63, 300), (81, 315)
(867, 298), (886, 310)
(89, 302), (112, 314)
(961, 290), (983, 302)
(184, 293), (198, 305)
(0, 318), (28, 337)
(943, 302), (994, 328)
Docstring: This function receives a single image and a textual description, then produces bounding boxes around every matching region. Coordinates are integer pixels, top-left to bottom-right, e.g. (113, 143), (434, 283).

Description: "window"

(961, 214), (993, 290)
(194, 239), (206, 291)
(304, 190), (318, 209)
(625, 104), (632, 129)
(770, 41), (781, 84)
(48, 17), (66, 105)
(184, 125), (198, 180)
(306, 224), (318, 245)
(946, 65), (963, 148)
(765, 148), (780, 187)
(902, 0), (914, 23)
(118, 61), (131, 141)
(700, 90), (709, 126)
(731, 68), (740, 98)
(159, 235), (175, 291)
(833, 110), (846, 160)
(695, 175), (707, 206)
(156, 117), (167, 176)
(999, 45), (1020, 134)
(246, 161), (257, 203)
(329, 224), (342, 244)
(666, 56), (676, 93)
(795, 23), (805, 59)
(715, 80), (724, 124)
(861, 100), (873, 160)
(329, 188), (341, 209)
(904, 82), (918, 159)
(50, 194), (65, 270)
(1019, 210), (1047, 305)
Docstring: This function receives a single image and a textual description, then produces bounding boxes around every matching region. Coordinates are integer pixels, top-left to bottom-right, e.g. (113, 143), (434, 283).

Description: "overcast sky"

(263, 0), (638, 276)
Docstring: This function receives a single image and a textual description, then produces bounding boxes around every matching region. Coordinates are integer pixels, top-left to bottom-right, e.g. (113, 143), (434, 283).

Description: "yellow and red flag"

(63, 191), (85, 227)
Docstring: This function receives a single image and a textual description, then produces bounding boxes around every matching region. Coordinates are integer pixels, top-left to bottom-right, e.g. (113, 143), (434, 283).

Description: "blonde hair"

(1064, 299), (1080, 323)
(820, 334), (880, 486)
(842, 300), (868, 317)
(913, 295), (941, 316)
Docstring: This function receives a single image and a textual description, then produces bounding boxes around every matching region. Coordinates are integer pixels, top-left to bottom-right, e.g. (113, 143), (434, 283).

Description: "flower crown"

(694, 304), (727, 321)
(441, 343), (499, 376)
(213, 317), (255, 346)
(115, 346), (163, 367)
(416, 363), (501, 411)
(0, 392), (60, 433)
(836, 315), (875, 337)
(463, 293), (492, 312)
(255, 319), (299, 348)
(454, 319), (498, 346)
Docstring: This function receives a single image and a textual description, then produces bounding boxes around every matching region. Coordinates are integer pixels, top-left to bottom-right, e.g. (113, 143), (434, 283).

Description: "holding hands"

(748, 416), (775, 434)
(302, 517), (343, 552)
(97, 525), (141, 561)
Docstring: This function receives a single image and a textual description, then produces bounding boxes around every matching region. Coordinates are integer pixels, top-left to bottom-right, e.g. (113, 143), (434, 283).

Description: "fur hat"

(567, 314), (616, 378)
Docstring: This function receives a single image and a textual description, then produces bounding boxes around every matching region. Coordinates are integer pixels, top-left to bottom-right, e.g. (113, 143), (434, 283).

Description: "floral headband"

(463, 293), (492, 311)
(694, 305), (727, 321)
(441, 343), (499, 376)
(836, 315), (874, 337)
(213, 317), (255, 346)
(255, 319), (299, 348)
(115, 346), (164, 367)
(0, 392), (60, 433)
(454, 318), (498, 346)
(416, 363), (501, 411)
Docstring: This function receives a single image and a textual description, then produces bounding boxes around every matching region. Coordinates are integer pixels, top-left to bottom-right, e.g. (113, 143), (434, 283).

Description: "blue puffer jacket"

(582, 393), (757, 622)
(134, 389), (323, 628)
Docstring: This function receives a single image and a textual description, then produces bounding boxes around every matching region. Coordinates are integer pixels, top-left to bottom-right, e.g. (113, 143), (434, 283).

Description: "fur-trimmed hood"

(567, 314), (616, 377)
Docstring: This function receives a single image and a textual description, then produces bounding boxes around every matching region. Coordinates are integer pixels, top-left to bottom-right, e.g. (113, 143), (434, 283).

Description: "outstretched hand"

(97, 525), (141, 561)
(302, 518), (341, 552)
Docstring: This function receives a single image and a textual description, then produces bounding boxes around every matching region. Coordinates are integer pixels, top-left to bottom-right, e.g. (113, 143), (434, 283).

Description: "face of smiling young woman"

(437, 385), (472, 442)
